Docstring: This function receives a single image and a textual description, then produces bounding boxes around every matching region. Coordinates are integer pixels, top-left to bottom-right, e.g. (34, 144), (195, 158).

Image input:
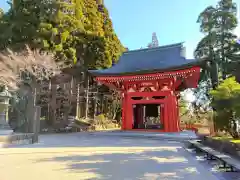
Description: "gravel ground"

(0, 133), (239, 180)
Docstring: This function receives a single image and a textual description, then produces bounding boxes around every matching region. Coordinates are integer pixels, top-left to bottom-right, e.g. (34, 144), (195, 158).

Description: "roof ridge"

(123, 42), (183, 55)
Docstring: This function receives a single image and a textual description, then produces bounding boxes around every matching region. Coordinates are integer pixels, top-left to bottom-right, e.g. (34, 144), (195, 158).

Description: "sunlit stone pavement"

(0, 133), (239, 180)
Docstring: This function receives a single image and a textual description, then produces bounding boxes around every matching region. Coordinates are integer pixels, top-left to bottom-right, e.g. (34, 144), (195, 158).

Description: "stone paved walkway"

(0, 133), (239, 180)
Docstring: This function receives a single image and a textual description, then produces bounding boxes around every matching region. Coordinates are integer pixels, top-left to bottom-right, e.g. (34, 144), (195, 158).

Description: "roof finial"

(148, 32), (159, 48)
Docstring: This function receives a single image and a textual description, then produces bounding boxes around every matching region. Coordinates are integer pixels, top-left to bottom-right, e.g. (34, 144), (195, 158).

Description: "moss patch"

(231, 139), (240, 144)
(212, 136), (232, 140)
(211, 136), (240, 144)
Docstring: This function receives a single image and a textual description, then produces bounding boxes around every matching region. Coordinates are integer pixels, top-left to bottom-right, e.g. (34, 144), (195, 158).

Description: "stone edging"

(200, 137), (240, 160)
(0, 133), (34, 148)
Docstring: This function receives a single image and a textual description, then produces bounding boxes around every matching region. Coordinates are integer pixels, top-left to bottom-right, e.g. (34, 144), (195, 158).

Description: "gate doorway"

(132, 103), (163, 130)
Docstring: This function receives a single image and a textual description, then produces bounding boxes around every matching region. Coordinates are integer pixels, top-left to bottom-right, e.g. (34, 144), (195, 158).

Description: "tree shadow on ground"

(34, 147), (215, 180)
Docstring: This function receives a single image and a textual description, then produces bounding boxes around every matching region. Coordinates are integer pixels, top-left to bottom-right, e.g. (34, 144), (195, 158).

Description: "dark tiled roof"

(89, 43), (203, 76)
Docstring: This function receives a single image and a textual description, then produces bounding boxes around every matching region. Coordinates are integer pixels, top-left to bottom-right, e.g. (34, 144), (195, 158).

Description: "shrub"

(211, 77), (240, 138)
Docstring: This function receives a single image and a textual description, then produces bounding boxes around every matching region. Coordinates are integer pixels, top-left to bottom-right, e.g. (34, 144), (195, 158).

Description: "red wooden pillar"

(163, 93), (179, 132)
(172, 94), (177, 132)
(168, 95), (175, 132)
(175, 97), (180, 131)
(164, 97), (169, 132)
(169, 93), (180, 132)
(125, 93), (133, 130)
(168, 94), (174, 132)
(172, 95), (177, 132)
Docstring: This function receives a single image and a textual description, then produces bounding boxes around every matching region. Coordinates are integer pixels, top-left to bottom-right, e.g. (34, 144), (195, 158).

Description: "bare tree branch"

(0, 45), (64, 90)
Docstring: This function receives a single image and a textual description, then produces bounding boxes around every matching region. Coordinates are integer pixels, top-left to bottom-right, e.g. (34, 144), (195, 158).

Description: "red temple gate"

(89, 43), (203, 133)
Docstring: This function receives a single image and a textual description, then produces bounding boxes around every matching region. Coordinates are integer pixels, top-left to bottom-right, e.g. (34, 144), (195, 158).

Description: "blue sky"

(104, 0), (240, 59)
(1, 0), (239, 59)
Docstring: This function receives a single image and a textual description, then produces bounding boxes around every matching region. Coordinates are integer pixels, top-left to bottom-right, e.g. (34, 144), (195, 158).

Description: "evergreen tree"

(194, 0), (239, 108)
(0, 0), (51, 50)
(215, 0), (238, 79)
(195, 0), (238, 86)
(211, 77), (240, 138)
(0, 0), (85, 65)
(80, 0), (107, 68)
(194, 0), (240, 133)
(80, 0), (124, 69)
(0, 0), (124, 68)
(39, 0), (85, 65)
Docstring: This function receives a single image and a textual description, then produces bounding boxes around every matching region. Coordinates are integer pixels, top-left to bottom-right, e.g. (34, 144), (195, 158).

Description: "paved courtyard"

(0, 133), (239, 180)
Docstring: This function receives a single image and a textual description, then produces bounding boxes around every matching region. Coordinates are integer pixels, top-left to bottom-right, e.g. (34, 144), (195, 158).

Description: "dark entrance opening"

(132, 104), (163, 129)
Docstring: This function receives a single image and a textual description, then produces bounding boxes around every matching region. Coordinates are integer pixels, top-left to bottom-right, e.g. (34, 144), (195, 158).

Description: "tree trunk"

(100, 94), (104, 113)
(50, 85), (57, 125)
(26, 94), (34, 133)
(210, 61), (219, 89)
(84, 74), (89, 119)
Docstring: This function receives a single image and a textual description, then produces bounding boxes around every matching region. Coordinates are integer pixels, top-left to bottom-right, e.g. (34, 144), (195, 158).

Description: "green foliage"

(210, 77), (240, 137)
(193, 0), (240, 114)
(211, 77), (240, 101)
(195, 0), (239, 85)
(0, 0), (124, 68)
(0, 0), (51, 50)
(81, 1), (124, 68)
(211, 77), (240, 117)
(38, 0), (85, 65)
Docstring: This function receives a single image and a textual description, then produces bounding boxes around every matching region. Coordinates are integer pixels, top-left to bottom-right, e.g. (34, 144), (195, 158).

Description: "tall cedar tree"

(39, 0), (85, 65)
(80, 0), (124, 69)
(193, 0), (239, 111)
(81, 0), (105, 68)
(0, 0), (51, 50)
(195, 0), (238, 86)
(215, 0), (238, 79)
(0, 0), (124, 68)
